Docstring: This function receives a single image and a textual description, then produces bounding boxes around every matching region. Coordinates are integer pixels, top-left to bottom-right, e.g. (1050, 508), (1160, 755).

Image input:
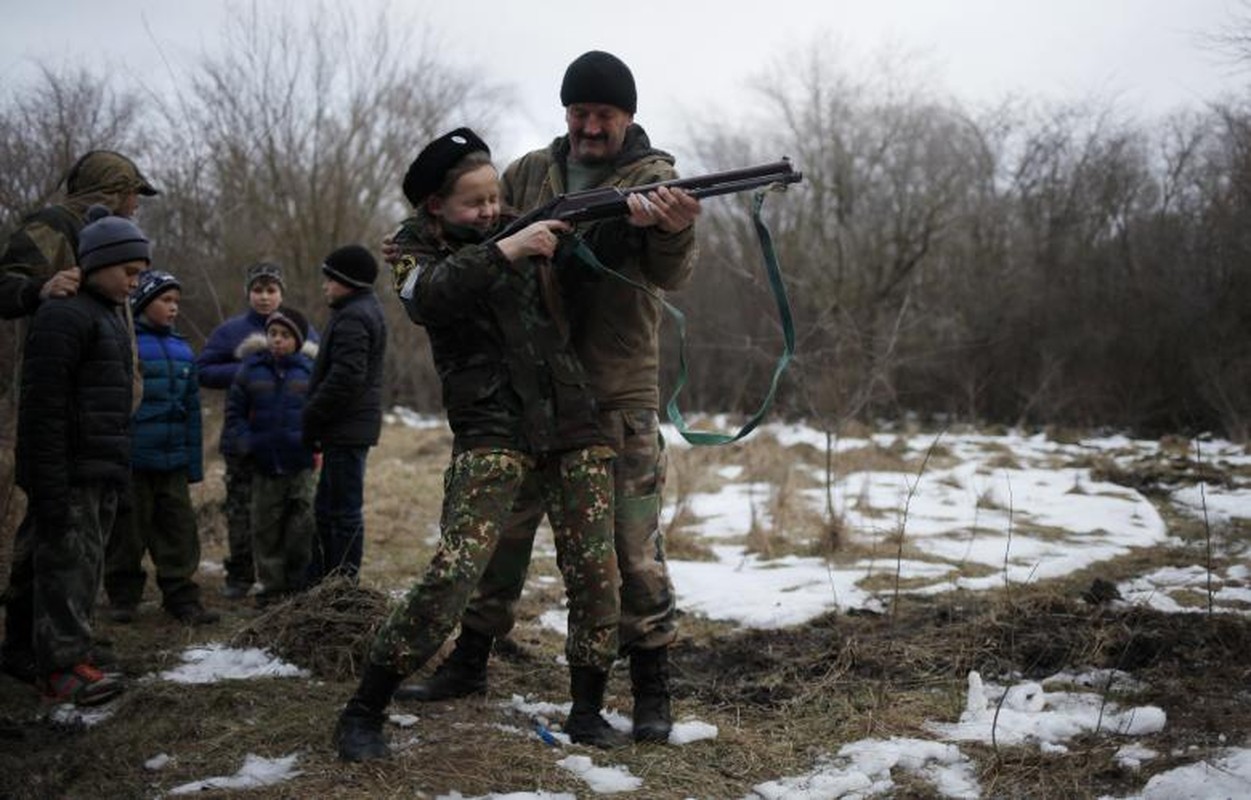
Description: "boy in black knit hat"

(12, 205), (149, 705)
(303, 245), (387, 583)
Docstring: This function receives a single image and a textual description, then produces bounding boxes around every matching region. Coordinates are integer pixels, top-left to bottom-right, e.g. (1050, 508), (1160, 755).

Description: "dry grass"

(2, 420), (1250, 799)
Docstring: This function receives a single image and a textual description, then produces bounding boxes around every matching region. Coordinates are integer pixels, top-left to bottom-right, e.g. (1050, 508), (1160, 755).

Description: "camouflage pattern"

(391, 210), (605, 455)
(28, 482), (118, 672)
(370, 445), (620, 674)
(463, 408), (675, 652)
(250, 469), (316, 596)
(105, 469), (203, 609)
(221, 455), (256, 588)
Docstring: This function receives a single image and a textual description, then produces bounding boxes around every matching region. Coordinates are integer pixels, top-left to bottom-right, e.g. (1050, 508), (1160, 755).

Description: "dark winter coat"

(196, 308), (271, 390)
(131, 319), (204, 482)
(303, 290), (386, 449)
(500, 124), (697, 411)
(391, 211), (606, 455)
(16, 285), (133, 529)
(198, 308), (319, 456)
(225, 333), (318, 476)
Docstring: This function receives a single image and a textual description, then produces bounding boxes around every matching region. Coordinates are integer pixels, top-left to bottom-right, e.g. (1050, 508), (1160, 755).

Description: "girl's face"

(142, 288), (180, 327)
(267, 324), (297, 357)
(428, 164), (501, 232)
(249, 280), (283, 316)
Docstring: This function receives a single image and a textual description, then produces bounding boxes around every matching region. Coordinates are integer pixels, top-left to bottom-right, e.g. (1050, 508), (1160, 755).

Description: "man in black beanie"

(303, 244), (387, 583)
(391, 50), (700, 745)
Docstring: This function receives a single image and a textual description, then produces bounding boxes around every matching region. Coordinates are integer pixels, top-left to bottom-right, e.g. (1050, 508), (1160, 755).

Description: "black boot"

(630, 647), (672, 743)
(393, 626), (492, 702)
(334, 663), (403, 762)
(565, 666), (631, 749)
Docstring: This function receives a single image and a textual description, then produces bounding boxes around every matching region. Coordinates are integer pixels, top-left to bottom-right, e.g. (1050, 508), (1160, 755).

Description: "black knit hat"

(130, 269), (181, 315)
(560, 51), (637, 113)
(402, 127), (491, 207)
(78, 204), (152, 273)
(265, 307), (309, 350)
(246, 261), (285, 291)
(322, 244), (378, 289)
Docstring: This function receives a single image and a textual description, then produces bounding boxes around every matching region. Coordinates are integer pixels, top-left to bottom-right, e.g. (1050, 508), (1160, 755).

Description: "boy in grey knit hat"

(11, 205), (149, 705)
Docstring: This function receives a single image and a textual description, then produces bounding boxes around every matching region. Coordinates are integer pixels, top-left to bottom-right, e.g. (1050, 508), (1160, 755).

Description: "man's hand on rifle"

(496, 219), (572, 264)
(626, 185), (701, 234)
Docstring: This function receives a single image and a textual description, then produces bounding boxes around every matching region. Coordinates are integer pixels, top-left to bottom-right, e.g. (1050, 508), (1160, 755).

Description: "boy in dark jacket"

(103, 270), (218, 626)
(196, 261), (286, 599)
(13, 205), (149, 705)
(225, 308), (318, 607)
(303, 246), (387, 583)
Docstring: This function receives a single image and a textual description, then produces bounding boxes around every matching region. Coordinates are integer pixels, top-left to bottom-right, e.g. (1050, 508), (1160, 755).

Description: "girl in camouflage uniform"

(333, 128), (624, 761)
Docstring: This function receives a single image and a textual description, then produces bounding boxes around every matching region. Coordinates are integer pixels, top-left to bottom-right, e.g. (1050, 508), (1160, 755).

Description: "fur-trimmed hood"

(235, 331), (319, 361)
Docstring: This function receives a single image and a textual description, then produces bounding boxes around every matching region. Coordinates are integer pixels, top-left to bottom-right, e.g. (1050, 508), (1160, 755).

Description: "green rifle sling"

(569, 187), (795, 446)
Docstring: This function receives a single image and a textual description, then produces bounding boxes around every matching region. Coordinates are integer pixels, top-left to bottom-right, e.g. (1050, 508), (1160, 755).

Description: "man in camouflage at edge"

(333, 128), (625, 761)
(0, 151), (158, 684)
(396, 51), (701, 745)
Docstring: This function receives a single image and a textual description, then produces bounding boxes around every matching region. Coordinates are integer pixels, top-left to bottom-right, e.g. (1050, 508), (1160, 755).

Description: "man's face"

(114, 191), (140, 219)
(565, 103), (633, 164)
(249, 280), (283, 316)
(89, 259), (145, 304)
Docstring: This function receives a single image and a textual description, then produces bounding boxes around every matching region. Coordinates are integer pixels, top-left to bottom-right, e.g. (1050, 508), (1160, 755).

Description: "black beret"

(560, 51), (637, 114)
(402, 127), (491, 207)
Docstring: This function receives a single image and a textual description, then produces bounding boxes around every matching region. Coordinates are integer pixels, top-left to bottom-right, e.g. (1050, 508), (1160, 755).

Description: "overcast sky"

(3, 0), (1247, 165)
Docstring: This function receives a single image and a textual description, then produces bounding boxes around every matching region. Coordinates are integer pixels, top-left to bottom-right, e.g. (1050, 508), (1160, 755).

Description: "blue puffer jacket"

(132, 320), (203, 482)
(224, 333), (318, 476)
(196, 308), (270, 389)
(198, 308), (319, 455)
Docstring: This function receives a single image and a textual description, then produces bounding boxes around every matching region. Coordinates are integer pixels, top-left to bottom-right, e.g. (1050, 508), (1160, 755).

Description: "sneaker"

(219, 583), (251, 600)
(42, 663), (124, 706)
(166, 603), (221, 626)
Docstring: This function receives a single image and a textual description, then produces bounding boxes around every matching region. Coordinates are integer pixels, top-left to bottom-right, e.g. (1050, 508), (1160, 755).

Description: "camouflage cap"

(66, 150), (160, 197)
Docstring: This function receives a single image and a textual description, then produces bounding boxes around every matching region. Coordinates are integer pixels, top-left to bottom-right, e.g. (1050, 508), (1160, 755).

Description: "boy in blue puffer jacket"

(225, 307), (318, 608)
(104, 269), (220, 626)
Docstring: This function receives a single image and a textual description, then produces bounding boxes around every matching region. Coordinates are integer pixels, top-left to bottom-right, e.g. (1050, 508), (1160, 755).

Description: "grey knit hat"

(77, 204), (152, 273)
(246, 261), (285, 291)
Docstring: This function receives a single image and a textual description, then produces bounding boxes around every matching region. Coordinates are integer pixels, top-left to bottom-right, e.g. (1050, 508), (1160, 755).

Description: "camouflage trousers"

(5, 482), (118, 673)
(251, 469), (316, 598)
(371, 445), (620, 674)
(222, 455), (255, 589)
(462, 408), (677, 653)
(105, 469), (202, 609)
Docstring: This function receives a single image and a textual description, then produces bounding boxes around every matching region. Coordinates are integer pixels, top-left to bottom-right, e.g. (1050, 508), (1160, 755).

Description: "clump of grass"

(231, 577), (389, 681)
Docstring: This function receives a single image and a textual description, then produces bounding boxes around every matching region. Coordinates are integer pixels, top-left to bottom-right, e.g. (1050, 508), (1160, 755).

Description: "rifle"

(488, 158), (802, 242)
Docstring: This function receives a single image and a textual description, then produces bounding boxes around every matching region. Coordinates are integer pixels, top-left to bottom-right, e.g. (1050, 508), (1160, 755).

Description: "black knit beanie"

(78, 204), (152, 273)
(246, 261), (285, 291)
(322, 244), (378, 289)
(265, 307), (309, 350)
(403, 127), (491, 207)
(560, 51), (637, 113)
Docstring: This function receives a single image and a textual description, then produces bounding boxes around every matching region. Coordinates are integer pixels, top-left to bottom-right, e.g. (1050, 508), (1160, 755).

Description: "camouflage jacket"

(500, 124), (697, 411)
(392, 211), (607, 455)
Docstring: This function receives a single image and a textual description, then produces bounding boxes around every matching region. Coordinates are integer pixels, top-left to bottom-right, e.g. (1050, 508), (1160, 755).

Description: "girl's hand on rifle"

(626, 185), (701, 233)
(496, 219), (571, 264)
